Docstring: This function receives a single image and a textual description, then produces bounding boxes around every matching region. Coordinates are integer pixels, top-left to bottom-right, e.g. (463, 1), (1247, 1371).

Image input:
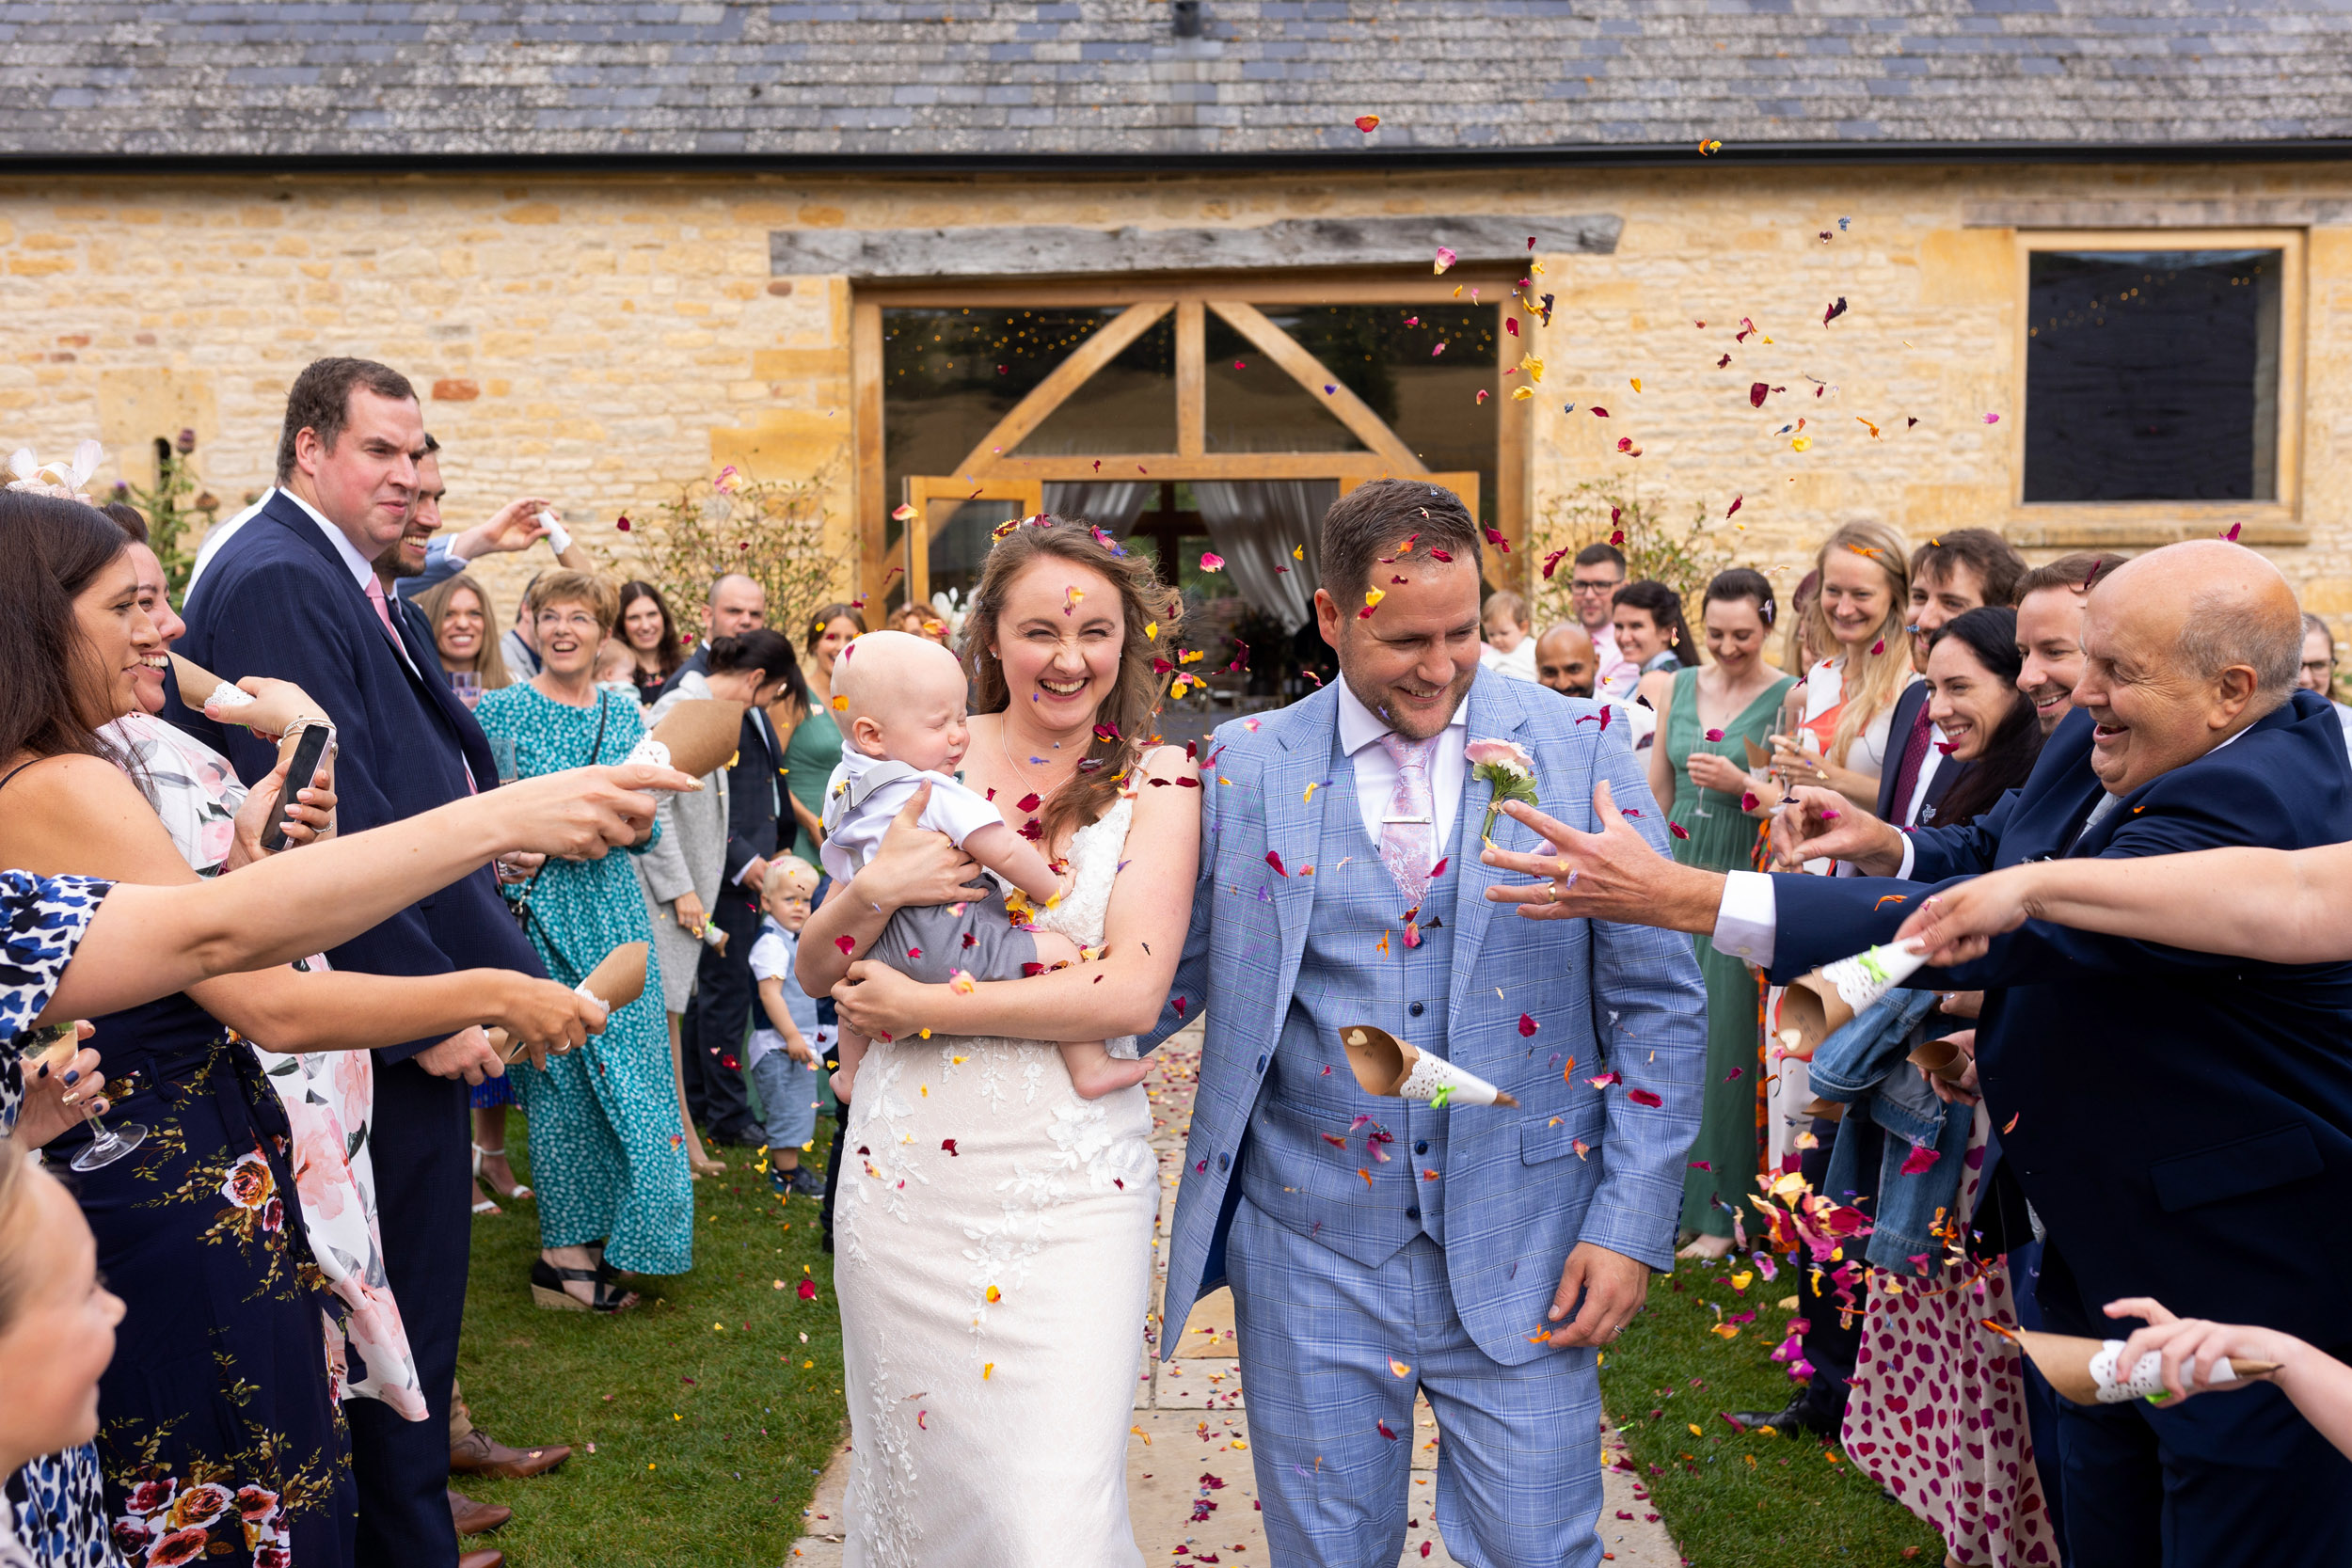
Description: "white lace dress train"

(835, 799), (1157, 1567)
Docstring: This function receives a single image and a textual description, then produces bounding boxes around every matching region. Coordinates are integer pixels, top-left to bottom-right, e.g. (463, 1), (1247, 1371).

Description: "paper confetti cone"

(2012, 1328), (2277, 1405)
(1774, 941), (1928, 1061)
(497, 941), (649, 1062)
(1907, 1037), (1972, 1085)
(169, 652), (236, 711)
(1341, 1024), (1518, 1109)
(627, 698), (747, 779)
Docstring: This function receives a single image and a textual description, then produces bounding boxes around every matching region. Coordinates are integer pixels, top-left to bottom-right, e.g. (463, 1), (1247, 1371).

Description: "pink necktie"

(1375, 732), (1438, 905)
(367, 574), (478, 795)
(363, 574), (399, 639)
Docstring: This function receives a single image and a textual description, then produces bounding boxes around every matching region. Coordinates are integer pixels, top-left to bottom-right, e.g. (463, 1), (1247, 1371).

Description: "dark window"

(2025, 249), (2281, 503)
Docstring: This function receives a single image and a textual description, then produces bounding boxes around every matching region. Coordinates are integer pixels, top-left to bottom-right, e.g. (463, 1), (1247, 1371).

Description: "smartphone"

(261, 722), (338, 852)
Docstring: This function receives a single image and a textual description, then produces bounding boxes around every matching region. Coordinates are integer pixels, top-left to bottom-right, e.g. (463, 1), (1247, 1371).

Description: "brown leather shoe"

(448, 1488), (512, 1537)
(450, 1428), (571, 1480)
(457, 1552), (504, 1568)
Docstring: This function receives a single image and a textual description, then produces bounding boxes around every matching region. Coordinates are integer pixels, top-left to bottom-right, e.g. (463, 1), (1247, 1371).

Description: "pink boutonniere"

(1465, 737), (1537, 842)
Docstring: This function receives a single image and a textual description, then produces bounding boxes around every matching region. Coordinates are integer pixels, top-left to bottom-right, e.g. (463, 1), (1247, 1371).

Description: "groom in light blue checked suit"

(1145, 480), (1706, 1568)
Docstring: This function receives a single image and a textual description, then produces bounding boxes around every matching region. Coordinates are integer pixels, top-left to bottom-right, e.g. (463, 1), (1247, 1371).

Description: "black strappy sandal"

(531, 1257), (638, 1313)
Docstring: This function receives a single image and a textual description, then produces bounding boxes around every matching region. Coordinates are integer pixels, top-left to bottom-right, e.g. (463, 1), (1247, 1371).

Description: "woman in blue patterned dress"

(0, 492), (632, 1567)
(475, 572), (692, 1311)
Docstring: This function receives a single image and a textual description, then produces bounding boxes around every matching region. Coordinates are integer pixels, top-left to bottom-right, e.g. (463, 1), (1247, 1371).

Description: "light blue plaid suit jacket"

(1148, 672), (1707, 1365)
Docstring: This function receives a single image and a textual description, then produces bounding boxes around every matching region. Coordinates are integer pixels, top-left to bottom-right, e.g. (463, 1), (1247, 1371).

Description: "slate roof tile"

(0, 0), (2344, 157)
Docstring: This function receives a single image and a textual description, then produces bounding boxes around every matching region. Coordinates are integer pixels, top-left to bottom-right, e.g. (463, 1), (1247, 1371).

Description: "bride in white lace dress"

(799, 524), (1200, 1567)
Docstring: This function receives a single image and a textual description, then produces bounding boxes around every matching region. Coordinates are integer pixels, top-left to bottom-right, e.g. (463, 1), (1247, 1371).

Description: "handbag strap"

(510, 689), (614, 974)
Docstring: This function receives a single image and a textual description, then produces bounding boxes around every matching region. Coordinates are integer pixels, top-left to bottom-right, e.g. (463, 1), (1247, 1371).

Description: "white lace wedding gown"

(835, 798), (1157, 1567)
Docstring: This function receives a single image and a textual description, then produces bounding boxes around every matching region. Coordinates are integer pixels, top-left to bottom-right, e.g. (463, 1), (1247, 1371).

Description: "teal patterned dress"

(473, 684), (693, 1275)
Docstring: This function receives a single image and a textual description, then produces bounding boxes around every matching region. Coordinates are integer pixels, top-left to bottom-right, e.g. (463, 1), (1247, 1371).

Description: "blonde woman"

(410, 572), (512, 709)
(1769, 521), (1915, 815)
(1762, 522), (1915, 1177)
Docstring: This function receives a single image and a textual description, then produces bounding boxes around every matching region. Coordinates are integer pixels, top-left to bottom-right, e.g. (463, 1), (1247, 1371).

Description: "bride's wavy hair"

(963, 516), (1184, 849)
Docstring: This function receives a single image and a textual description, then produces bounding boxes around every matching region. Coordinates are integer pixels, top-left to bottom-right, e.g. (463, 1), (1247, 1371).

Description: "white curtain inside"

(1193, 480), (1335, 634)
(1041, 481), (1154, 536)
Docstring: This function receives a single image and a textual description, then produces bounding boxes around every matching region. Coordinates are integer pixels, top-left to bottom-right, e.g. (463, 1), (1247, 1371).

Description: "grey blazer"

(636, 669), (733, 1015)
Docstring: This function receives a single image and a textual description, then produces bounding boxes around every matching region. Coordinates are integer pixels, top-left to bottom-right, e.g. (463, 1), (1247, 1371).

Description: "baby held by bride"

(818, 630), (1151, 1102)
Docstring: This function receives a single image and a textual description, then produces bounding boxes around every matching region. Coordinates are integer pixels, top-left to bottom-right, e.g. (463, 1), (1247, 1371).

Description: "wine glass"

(19, 1022), (147, 1171)
(489, 734), (519, 784)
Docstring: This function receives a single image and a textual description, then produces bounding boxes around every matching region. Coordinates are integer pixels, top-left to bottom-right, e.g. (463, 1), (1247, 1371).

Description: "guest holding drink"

(1644, 569), (1792, 1259)
(475, 573), (692, 1310)
(411, 573), (511, 711)
(0, 486), (612, 1565)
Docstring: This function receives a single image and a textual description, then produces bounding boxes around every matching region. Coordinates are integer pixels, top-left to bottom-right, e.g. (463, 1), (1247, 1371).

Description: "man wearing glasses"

(1567, 543), (1638, 699)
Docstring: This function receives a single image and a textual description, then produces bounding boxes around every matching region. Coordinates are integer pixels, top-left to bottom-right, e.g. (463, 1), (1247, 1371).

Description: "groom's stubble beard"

(1337, 628), (1476, 742)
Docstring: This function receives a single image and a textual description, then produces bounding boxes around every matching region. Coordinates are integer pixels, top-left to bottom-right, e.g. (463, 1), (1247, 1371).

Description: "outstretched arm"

(40, 762), (686, 1024)
(1896, 843), (2352, 968)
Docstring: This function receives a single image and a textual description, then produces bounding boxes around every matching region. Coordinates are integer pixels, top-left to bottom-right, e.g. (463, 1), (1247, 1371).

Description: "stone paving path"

(789, 1024), (1682, 1566)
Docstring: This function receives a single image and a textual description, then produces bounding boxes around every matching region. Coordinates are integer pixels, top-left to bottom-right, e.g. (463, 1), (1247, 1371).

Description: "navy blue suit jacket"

(168, 492), (546, 1061)
(1770, 691), (2352, 1343)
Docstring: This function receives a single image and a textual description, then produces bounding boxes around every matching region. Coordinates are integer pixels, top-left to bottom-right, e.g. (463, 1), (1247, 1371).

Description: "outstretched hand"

(1892, 867), (2042, 966)
(1769, 786), (1901, 873)
(1480, 780), (1719, 933)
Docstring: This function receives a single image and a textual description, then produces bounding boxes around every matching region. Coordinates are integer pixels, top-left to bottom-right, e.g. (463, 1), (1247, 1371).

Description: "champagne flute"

(19, 1022), (148, 1171)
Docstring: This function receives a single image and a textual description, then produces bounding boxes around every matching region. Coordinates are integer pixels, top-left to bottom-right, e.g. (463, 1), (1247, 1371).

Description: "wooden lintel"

(952, 301), (1171, 478)
(1175, 299), (1204, 458)
(965, 452), (1414, 483)
(777, 214), (1620, 280)
(1210, 300), (1423, 473)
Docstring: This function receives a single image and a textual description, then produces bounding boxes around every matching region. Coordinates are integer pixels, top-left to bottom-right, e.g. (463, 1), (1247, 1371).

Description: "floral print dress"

(0, 871), (127, 1568)
(0, 758), (356, 1568)
(97, 712), (424, 1419)
(474, 684), (692, 1275)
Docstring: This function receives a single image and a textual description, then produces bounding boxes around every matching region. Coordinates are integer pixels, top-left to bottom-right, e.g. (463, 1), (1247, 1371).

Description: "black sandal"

(531, 1257), (638, 1313)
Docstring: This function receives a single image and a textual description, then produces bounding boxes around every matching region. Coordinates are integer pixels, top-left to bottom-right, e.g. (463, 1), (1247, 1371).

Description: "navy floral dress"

(0, 819), (356, 1568)
(0, 869), (127, 1568)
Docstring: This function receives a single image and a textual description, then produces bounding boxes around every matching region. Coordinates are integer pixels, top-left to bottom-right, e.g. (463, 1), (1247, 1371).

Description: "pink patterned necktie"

(362, 574), (399, 638)
(1375, 731), (1438, 905)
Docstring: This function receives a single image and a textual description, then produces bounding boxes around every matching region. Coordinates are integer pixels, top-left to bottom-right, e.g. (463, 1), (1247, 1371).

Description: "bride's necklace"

(998, 717), (1083, 800)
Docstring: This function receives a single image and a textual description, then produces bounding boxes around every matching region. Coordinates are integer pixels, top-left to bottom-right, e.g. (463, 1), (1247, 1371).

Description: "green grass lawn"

(1598, 1256), (1944, 1568)
(450, 1117), (845, 1567)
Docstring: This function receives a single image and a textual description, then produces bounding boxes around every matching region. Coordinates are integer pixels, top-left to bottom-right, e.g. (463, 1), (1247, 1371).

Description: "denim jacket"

(1808, 987), (1974, 1275)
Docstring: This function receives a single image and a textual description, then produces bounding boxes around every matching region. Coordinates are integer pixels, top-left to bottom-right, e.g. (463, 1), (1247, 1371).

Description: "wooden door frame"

(900, 476), (1044, 608)
(850, 271), (1538, 601)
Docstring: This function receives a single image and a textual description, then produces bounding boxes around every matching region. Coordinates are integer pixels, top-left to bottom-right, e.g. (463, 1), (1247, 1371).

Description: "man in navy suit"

(657, 573), (781, 1147)
(1481, 540), (2352, 1566)
(173, 357), (546, 1568)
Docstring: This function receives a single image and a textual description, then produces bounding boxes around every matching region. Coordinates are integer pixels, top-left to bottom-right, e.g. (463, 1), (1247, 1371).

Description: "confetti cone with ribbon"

(1341, 1024), (1518, 1109)
(1773, 939), (1928, 1061)
(1992, 1324), (2277, 1405)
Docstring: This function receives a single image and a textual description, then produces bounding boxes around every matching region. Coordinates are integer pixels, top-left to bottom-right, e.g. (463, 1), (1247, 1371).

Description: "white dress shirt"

(1334, 681), (1469, 874)
(184, 487), (275, 596)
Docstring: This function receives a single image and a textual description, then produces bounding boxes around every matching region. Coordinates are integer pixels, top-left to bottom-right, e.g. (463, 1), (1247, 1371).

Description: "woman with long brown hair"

(615, 581), (683, 706)
(1769, 520), (1915, 815)
(0, 489), (612, 1567)
(795, 517), (1198, 1562)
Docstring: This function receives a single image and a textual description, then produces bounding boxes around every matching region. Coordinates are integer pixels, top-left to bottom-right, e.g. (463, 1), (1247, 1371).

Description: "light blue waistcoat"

(1243, 727), (1466, 1267)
